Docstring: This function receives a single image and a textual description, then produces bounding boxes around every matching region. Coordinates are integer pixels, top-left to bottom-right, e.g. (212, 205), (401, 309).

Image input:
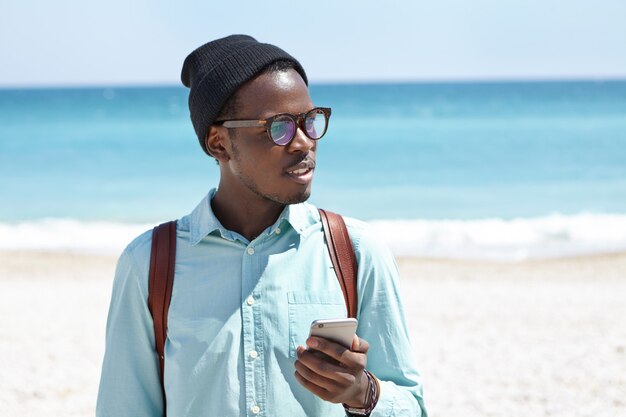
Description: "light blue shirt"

(97, 189), (426, 417)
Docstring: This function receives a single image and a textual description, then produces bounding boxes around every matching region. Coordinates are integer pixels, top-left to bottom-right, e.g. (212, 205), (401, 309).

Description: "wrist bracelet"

(343, 369), (380, 416)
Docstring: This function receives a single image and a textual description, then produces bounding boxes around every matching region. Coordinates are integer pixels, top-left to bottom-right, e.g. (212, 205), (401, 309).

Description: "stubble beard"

(231, 141), (312, 206)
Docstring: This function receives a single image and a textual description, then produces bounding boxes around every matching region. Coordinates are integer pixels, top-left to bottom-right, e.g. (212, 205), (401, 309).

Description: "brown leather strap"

(147, 220), (177, 416)
(319, 208), (359, 318)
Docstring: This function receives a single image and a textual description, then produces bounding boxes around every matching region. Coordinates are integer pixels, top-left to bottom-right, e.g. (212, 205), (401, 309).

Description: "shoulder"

(342, 216), (392, 262)
(121, 216), (190, 266)
(113, 216), (191, 299)
(114, 227), (154, 291)
(307, 206), (396, 270)
(302, 203), (389, 259)
(122, 228), (153, 264)
(338, 215), (402, 305)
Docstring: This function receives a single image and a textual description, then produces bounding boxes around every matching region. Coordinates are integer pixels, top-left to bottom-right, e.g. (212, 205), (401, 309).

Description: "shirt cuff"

(369, 379), (393, 417)
(369, 380), (425, 417)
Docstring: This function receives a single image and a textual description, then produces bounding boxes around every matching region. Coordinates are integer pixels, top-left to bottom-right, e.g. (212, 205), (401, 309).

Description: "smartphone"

(308, 318), (358, 348)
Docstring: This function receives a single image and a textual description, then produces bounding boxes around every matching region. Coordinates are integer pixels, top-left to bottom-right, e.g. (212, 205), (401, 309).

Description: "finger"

(306, 336), (367, 368)
(306, 337), (350, 362)
(294, 370), (334, 402)
(294, 359), (347, 392)
(296, 351), (355, 388)
(351, 335), (369, 353)
(298, 344), (338, 364)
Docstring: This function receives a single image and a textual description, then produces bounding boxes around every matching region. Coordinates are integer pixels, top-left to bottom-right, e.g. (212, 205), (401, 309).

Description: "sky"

(1, 0), (625, 87)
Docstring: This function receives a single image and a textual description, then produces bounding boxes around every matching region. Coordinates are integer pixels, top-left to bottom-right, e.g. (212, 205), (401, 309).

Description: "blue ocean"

(2, 81), (626, 259)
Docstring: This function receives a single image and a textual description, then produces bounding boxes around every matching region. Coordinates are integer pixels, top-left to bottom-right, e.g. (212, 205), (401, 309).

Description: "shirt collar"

(188, 188), (318, 246)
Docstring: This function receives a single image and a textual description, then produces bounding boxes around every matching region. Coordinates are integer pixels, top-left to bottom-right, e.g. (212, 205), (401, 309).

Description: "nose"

(287, 126), (315, 153)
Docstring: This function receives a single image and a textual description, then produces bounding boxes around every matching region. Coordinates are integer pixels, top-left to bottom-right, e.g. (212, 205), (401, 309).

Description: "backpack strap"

(147, 210), (358, 415)
(318, 208), (359, 319)
(147, 220), (177, 416)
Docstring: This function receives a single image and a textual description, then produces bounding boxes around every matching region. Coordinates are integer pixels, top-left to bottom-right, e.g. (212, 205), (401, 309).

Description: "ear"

(205, 126), (230, 163)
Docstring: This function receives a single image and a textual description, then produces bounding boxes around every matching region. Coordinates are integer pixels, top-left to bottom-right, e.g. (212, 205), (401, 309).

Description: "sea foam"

(1, 213), (626, 261)
(370, 213), (626, 260)
(0, 219), (153, 255)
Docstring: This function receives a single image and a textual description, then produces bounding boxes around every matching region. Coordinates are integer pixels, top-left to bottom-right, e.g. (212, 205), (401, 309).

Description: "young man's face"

(219, 68), (318, 206)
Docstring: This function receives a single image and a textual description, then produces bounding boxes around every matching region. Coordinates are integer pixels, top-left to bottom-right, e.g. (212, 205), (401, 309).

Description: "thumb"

(351, 335), (369, 353)
(351, 334), (359, 351)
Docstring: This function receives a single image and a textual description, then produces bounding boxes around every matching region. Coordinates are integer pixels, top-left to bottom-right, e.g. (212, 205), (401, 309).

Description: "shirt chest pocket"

(287, 290), (347, 358)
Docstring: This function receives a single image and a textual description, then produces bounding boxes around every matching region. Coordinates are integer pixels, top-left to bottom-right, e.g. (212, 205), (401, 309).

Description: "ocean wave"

(370, 213), (626, 260)
(1, 214), (626, 260)
(0, 219), (153, 255)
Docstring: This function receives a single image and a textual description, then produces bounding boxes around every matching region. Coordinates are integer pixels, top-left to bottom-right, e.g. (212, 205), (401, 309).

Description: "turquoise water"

(1, 81), (626, 222)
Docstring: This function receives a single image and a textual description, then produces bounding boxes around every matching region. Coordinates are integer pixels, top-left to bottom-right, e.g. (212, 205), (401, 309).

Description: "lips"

(285, 159), (316, 183)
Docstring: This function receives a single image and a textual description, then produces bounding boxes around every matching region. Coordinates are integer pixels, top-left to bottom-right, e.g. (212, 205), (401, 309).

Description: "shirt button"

(247, 247), (255, 255)
(246, 296), (255, 306)
(249, 350), (258, 359)
(251, 405), (260, 414)
(275, 227), (281, 234)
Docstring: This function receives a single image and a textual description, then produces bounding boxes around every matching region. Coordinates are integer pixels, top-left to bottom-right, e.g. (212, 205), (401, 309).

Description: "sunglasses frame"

(214, 107), (332, 145)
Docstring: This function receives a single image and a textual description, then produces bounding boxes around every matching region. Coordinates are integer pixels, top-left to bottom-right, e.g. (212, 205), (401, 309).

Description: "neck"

(211, 184), (286, 242)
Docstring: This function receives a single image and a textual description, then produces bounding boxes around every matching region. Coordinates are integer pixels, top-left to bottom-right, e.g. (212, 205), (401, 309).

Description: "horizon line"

(1, 75), (626, 90)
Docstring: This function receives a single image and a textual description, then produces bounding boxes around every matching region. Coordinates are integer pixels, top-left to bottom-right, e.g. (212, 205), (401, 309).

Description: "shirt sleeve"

(96, 242), (164, 417)
(348, 219), (428, 417)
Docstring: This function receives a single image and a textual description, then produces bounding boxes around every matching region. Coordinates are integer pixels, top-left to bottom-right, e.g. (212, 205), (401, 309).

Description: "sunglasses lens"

(305, 109), (327, 139)
(270, 116), (295, 145)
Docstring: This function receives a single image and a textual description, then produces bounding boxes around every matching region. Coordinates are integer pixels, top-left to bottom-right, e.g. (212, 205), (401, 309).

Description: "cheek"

(233, 143), (281, 178)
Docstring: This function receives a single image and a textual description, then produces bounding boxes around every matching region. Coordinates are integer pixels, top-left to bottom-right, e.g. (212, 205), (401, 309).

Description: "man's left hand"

(294, 335), (370, 408)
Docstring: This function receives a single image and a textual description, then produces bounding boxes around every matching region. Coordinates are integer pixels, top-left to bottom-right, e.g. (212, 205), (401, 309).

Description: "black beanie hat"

(181, 34), (308, 155)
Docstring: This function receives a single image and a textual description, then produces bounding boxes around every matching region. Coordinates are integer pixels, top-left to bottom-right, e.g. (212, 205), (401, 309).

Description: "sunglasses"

(214, 107), (332, 146)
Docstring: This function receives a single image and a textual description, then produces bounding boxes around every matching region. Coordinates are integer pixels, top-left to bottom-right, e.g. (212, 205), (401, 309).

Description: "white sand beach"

(1, 250), (625, 417)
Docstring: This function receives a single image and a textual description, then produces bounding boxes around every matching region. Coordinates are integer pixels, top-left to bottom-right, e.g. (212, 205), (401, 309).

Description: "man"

(97, 35), (426, 417)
